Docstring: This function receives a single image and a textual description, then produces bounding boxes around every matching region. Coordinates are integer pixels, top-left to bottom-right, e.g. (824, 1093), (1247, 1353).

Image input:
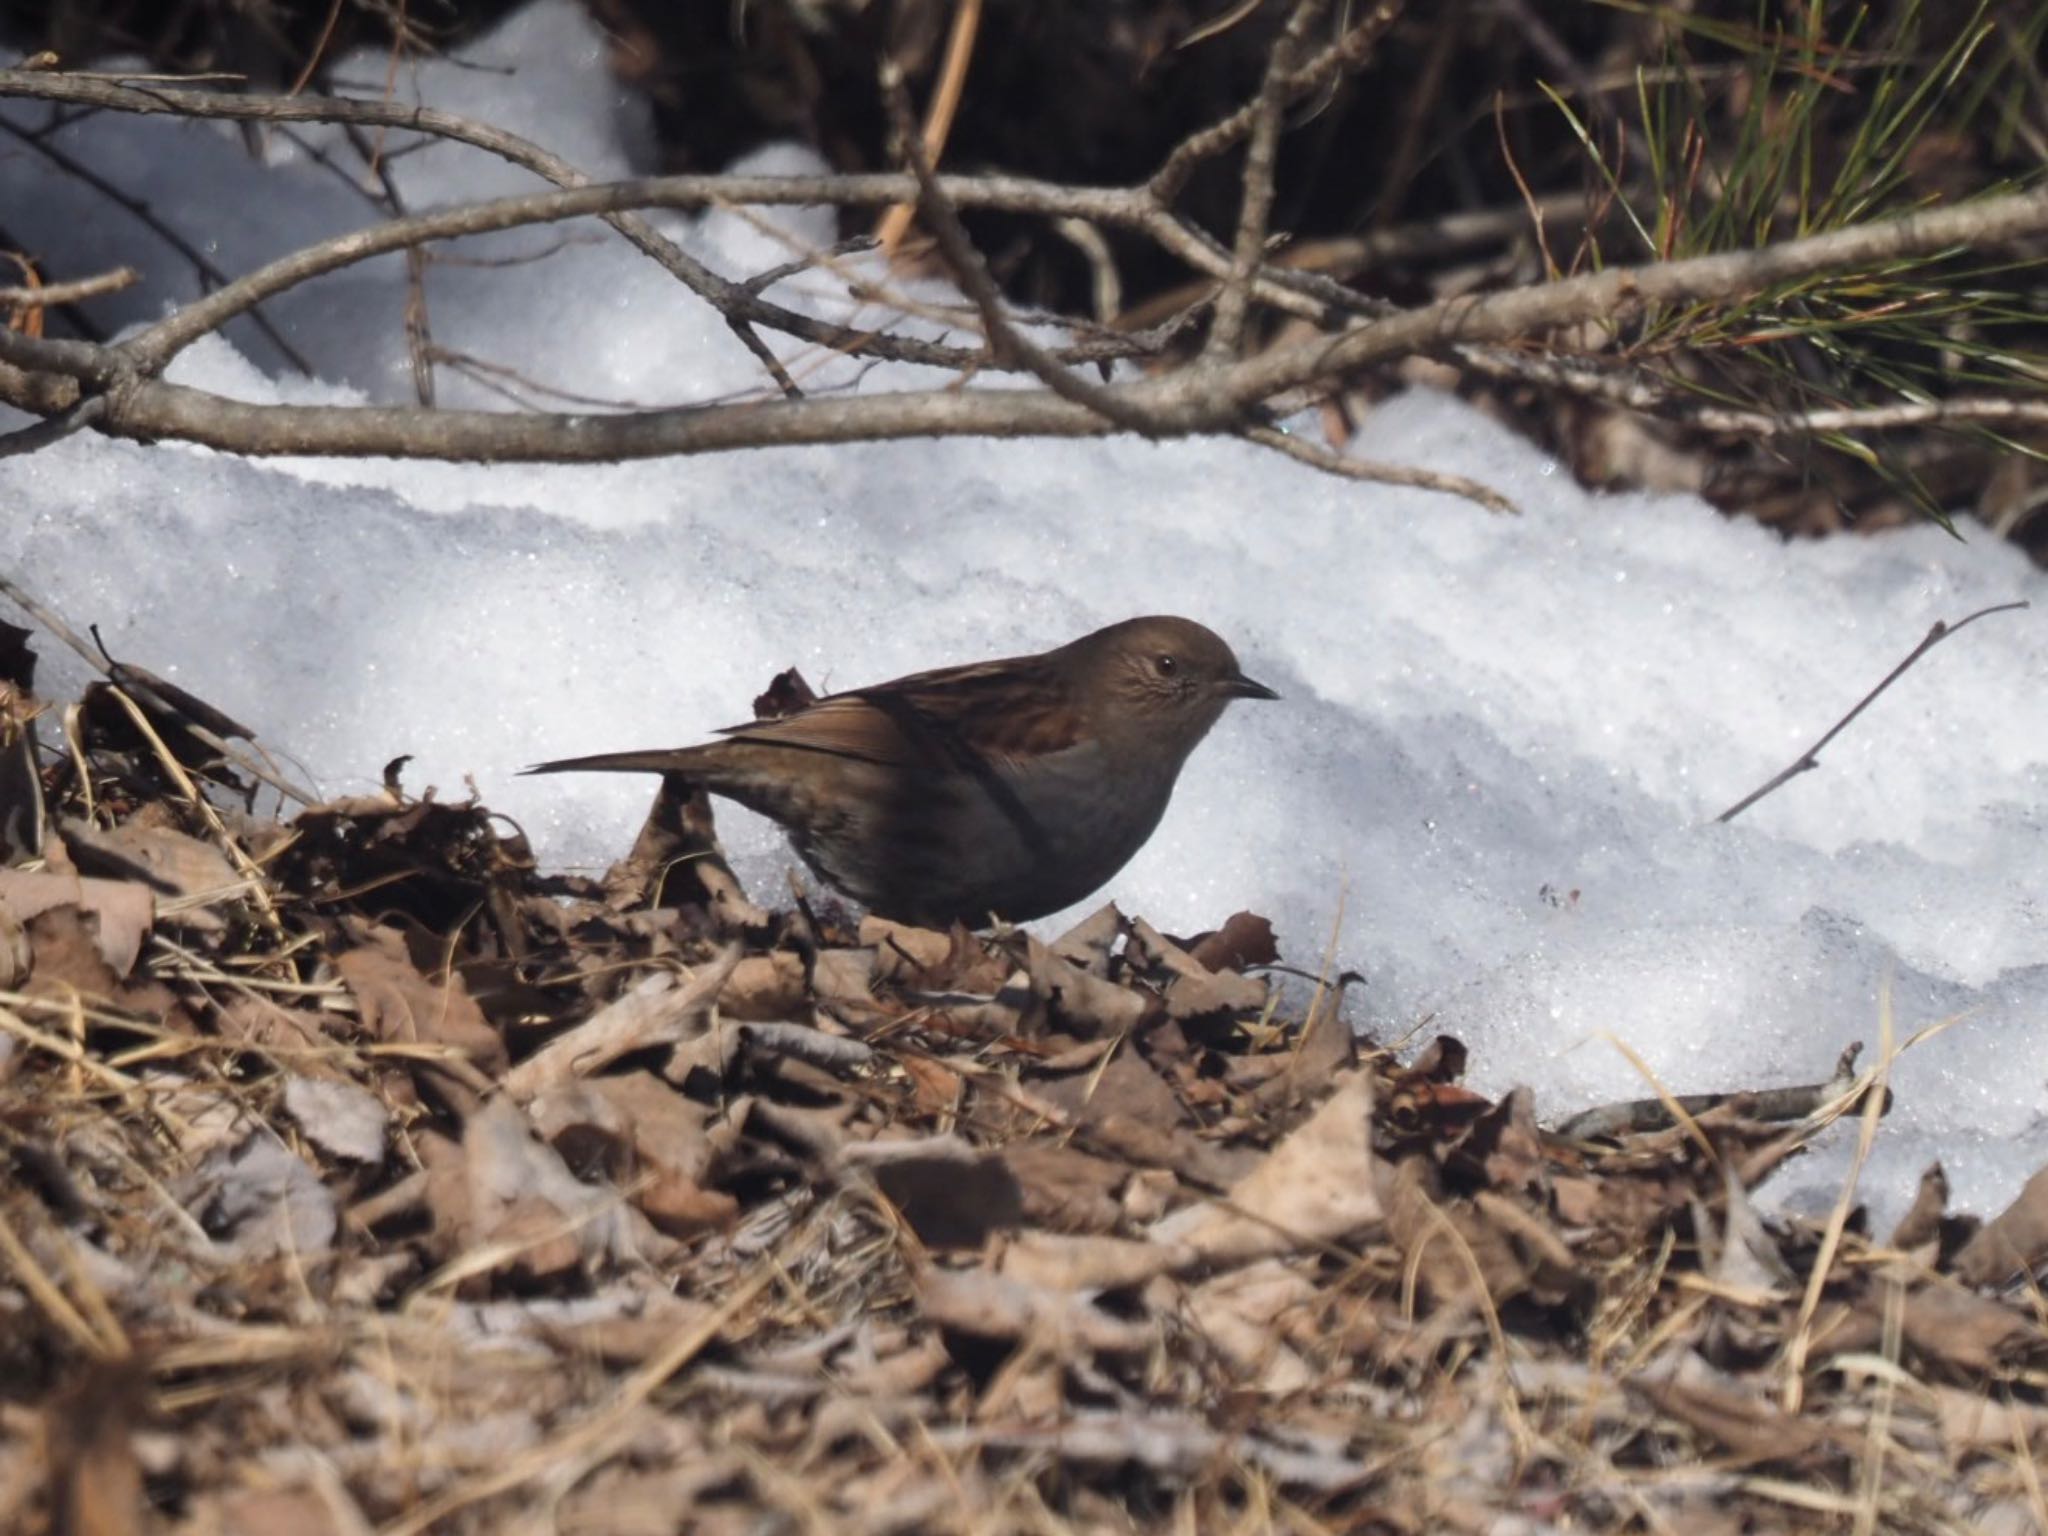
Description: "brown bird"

(525, 616), (1277, 927)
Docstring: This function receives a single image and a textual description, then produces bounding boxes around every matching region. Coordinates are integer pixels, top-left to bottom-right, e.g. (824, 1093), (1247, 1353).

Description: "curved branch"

(114, 172), (1160, 376)
(0, 70), (1184, 379)
(0, 179), (2033, 468)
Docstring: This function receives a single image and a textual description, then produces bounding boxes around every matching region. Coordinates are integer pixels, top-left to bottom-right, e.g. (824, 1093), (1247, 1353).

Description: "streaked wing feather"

(714, 655), (1081, 767)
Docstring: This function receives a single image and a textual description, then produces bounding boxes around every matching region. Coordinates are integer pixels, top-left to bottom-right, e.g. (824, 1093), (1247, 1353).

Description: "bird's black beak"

(1223, 672), (1280, 701)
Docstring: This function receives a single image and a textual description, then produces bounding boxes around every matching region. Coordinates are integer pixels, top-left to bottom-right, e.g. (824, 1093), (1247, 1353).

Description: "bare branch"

(0, 54), (2042, 488)
(1684, 397), (2048, 436)
(879, 61), (1163, 435)
(0, 71), (1178, 380)
(0, 268), (138, 308)
(0, 393), (106, 458)
(0, 181), (2019, 464)
(1150, 1), (1403, 203)
(1457, 348), (2048, 436)
(1206, 0), (1329, 362)
(0, 111), (316, 375)
(1716, 601), (2032, 825)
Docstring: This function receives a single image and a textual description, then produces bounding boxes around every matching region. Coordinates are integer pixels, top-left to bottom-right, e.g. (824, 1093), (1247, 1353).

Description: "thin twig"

(0, 570), (317, 806)
(876, 0), (982, 256)
(740, 235), (881, 297)
(1241, 423), (1515, 513)
(0, 267), (138, 307)
(0, 113), (316, 376)
(879, 62), (1163, 436)
(1716, 601), (2032, 824)
(0, 70), (1169, 380)
(1457, 347), (2048, 435)
(1205, 0), (1328, 361)
(1151, 0), (1402, 203)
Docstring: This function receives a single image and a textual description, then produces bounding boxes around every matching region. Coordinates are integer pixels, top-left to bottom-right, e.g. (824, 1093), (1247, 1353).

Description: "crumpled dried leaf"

(529, 1071), (739, 1237)
(59, 816), (243, 929)
(1130, 916), (1266, 1019)
(0, 872), (153, 977)
(862, 915), (952, 980)
(1185, 1259), (1318, 1390)
(1049, 902), (1123, 976)
(722, 949), (806, 1019)
(1156, 1069), (1381, 1262)
(1187, 910), (1279, 974)
(211, 1486), (349, 1536)
(918, 1265), (1157, 1354)
(1000, 1141), (1127, 1232)
(996, 1230), (1187, 1292)
(502, 949), (739, 1099)
(1022, 934), (1146, 1035)
(462, 1096), (674, 1281)
(1630, 1354), (1833, 1461)
(1951, 1160), (2048, 1289)
(334, 917), (508, 1084)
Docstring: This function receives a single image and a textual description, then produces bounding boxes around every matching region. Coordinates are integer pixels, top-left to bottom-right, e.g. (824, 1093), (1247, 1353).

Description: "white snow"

(2, 0), (2043, 1231)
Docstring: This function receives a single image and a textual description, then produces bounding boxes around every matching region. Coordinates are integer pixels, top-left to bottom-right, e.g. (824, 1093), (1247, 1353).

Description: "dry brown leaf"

(1632, 1371), (1831, 1462)
(211, 1486), (347, 1536)
(1023, 934), (1146, 1035)
(1186, 911), (1279, 974)
(1378, 1152), (1532, 1309)
(217, 995), (343, 1063)
(334, 918), (508, 1079)
(1156, 1069), (1381, 1262)
(501, 948), (739, 1099)
(1000, 1142), (1127, 1232)
(533, 1071), (740, 1237)
(917, 1265), (1157, 1354)
(0, 873), (154, 977)
(1048, 902), (1123, 977)
(1896, 1282), (2040, 1375)
(862, 915), (952, 979)
(1186, 1259), (1319, 1389)
(721, 950), (806, 1019)
(996, 1231), (1188, 1292)
(462, 1095), (673, 1280)
(59, 817), (241, 929)
(1951, 1160), (2048, 1288)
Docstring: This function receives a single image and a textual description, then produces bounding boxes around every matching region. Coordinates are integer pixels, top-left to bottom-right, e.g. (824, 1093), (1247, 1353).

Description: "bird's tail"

(521, 749), (701, 777)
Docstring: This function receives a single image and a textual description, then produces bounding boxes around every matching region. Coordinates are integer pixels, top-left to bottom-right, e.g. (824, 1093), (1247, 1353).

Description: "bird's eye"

(1155, 654), (1178, 677)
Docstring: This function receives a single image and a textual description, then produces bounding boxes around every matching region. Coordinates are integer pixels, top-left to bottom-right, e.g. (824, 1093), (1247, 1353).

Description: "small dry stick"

(0, 267), (138, 308)
(1205, 0), (1329, 362)
(878, 61), (1161, 436)
(876, 0), (983, 256)
(1552, 1042), (1870, 1140)
(0, 570), (317, 806)
(1241, 422), (1515, 514)
(1716, 600), (2031, 824)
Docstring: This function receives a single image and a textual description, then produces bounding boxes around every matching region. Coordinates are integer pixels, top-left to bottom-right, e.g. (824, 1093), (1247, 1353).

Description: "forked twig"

(1716, 600), (2031, 824)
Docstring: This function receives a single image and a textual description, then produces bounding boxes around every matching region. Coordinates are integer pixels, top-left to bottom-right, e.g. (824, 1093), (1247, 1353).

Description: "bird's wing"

(715, 657), (1084, 770)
